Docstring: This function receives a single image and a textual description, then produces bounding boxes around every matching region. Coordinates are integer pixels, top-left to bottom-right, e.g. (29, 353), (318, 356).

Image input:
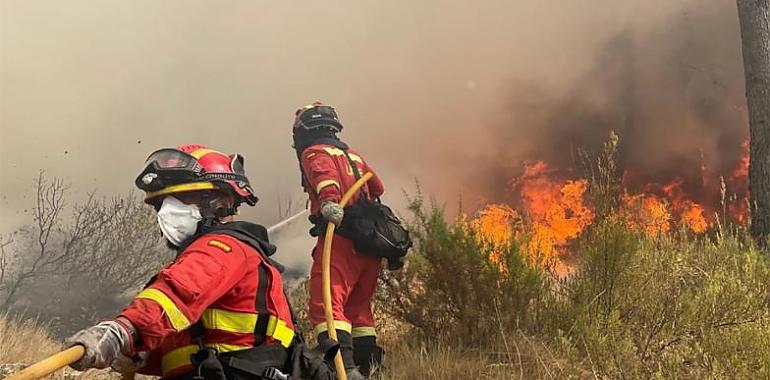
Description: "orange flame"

(466, 141), (748, 276)
(466, 204), (518, 263)
(515, 161), (594, 264)
(623, 194), (671, 236)
(663, 179), (710, 233)
(731, 140), (750, 182)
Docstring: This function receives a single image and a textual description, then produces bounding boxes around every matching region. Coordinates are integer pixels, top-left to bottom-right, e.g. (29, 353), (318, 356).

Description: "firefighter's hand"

(111, 352), (149, 374)
(321, 201), (344, 226)
(65, 320), (132, 371)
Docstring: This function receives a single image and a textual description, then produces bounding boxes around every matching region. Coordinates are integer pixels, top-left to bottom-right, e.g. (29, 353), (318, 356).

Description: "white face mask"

(157, 196), (202, 247)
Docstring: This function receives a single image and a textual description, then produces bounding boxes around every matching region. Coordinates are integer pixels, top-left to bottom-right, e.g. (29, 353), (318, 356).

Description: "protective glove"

(320, 201), (344, 226)
(65, 319), (133, 371)
(110, 351), (149, 374)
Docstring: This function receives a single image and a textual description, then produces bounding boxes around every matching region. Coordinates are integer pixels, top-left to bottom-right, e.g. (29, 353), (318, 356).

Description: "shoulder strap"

(342, 149), (369, 201)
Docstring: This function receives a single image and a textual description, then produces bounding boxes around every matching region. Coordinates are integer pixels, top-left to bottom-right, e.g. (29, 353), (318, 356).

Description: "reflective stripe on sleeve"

(315, 179), (340, 194)
(266, 315), (295, 348)
(136, 289), (191, 331)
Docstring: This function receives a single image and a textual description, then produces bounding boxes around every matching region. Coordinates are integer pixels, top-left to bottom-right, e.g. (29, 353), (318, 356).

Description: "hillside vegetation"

(3, 140), (770, 379)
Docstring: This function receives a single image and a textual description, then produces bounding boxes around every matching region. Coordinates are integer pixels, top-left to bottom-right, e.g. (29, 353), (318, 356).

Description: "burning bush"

(380, 193), (546, 347)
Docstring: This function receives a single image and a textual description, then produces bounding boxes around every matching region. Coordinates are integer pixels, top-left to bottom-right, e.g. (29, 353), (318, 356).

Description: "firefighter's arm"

(301, 149), (343, 202)
(117, 234), (250, 351)
(364, 162), (385, 199)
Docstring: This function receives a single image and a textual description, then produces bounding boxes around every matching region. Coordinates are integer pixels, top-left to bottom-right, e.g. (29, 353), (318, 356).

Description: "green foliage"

(551, 222), (770, 378)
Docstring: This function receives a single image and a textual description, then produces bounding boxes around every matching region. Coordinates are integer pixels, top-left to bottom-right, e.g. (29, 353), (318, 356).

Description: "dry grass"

(0, 314), (62, 364)
(376, 331), (592, 380)
(0, 315), (126, 380)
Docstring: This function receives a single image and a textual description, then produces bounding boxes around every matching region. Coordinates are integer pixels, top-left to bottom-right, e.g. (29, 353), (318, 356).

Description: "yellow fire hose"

(4, 345), (136, 380)
(4, 346), (84, 380)
(323, 172), (373, 380)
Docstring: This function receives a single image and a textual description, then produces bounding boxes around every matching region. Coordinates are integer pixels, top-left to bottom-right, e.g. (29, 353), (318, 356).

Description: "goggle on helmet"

(135, 147), (259, 207)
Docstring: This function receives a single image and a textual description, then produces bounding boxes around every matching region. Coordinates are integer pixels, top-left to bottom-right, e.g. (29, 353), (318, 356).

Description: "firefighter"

(65, 145), (296, 380)
(292, 102), (386, 379)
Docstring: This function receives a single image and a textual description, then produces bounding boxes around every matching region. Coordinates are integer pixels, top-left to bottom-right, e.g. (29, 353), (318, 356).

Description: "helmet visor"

(136, 149), (201, 192)
(145, 149), (196, 169)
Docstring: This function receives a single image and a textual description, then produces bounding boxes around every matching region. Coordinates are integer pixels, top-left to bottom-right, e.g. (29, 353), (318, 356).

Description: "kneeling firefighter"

(292, 102), (412, 379)
(65, 145), (335, 380)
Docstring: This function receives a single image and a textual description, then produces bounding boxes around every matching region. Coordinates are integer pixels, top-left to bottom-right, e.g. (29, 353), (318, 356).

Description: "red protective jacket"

(300, 144), (384, 212)
(119, 231), (294, 378)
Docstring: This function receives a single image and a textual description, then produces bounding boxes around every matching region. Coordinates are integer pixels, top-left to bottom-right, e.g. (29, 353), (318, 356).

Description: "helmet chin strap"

(198, 216), (222, 231)
(214, 207), (238, 218)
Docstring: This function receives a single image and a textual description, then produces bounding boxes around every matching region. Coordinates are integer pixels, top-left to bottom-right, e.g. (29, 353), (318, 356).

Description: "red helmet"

(293, 101), (343, 133)
(135, 144), (258, 207)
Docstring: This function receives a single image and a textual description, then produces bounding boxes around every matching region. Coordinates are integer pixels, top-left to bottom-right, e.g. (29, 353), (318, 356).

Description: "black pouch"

(288, 341), (338, 380)
(339, 198), (412, 263)
(218, 344), (289, 380)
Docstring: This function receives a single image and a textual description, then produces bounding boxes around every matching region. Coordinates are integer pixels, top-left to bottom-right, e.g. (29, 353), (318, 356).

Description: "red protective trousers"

(308, 234), (381, 338)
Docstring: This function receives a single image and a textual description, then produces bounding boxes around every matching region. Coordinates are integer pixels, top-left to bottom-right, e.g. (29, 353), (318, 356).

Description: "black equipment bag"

(287, 340), (338, 380)
(335, 151), (412, 263)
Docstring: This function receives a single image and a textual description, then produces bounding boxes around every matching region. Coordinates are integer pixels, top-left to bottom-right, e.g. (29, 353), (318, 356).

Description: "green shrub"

(540, 217), (770, 378)
(381, 194), (546, 347)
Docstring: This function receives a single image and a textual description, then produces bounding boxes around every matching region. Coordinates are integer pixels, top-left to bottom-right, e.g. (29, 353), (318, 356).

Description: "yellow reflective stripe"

(161, 343), (251, 374)
(314, 320), (352, 336)
(136, 289), (190, 331)
(322, 147), (345, 156)
(351, 326), (376, 338)
(189, 148), (221, 159)
(161, 345), (198, 374)
(320, 147), (363, 162)
(347, 153), (363, 163)
(209, 343), (251, 353)
(145, 182), (218, 201)
(315, 179), (340, 194)
(201, 309), (257, 334)
(266, 315), (295, 348)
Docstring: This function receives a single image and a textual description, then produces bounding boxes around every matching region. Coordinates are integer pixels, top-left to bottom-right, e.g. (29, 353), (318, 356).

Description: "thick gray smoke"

(1, 1), (747, 260)
(481, 2), (748, 210)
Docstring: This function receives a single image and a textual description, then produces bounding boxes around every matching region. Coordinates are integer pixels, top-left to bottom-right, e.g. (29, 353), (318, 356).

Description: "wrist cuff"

(114, 316), (138, 355)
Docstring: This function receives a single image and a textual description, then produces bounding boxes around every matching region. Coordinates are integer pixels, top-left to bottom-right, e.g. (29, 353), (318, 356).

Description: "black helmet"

(293, 101), (343, 133)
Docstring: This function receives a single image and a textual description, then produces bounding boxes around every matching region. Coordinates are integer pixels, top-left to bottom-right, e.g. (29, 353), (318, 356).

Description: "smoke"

(1, 1), (747, 251)
(464, 2), (747, 209)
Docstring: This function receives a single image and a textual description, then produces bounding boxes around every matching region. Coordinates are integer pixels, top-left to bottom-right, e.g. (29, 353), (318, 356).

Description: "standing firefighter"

(64, 145), (301, 380)
(293, 102), (410, 379)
